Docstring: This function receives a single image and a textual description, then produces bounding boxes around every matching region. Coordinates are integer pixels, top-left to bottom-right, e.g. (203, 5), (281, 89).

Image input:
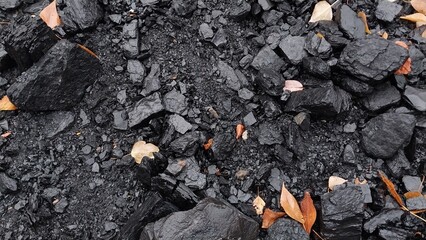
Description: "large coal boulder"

(57, 0), (103, 31)
(2, 14), (57, 70)
(140, 198), (258, 240)
(339, 38), (408, 83)
(7, 39), (101, 111)
(361, 113), (416, 159)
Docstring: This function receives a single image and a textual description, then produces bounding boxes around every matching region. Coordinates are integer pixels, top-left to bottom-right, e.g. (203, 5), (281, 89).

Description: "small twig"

(401, 206), (426, 223)
(312, 229), (326, 240)
(418, 175), (425, 192)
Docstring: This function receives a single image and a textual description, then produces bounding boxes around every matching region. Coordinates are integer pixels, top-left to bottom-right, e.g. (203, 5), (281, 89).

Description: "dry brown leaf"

(77, 44), (99, 59)
(394, 41), (412, 75)
(39, 0), (61, 29)
(400, 13), (426, 23)
(253, 195), (266, 215)
(316, 32), (325, 38)
(378, 170), (405, 207)
(357, 11), (372, 34)
(328, 176), (347, 191)
(203, 138), (213, 150)
(300, 191), (317, 234)
(0, 96), (17, 111)
(280, 183), (305, 224)
(382, 31), (389, 39)
(236, 124), (245, 140)
(355, 177), (367, 185)
(262, 208), (286, 229)
(130, 140), (159, 164)
(1, 131), (11, 138)
(404, 191), (423, 199)
(283, 80), (304, 92)
(309, 1), (333, 23)
(411, 0), (426, 15)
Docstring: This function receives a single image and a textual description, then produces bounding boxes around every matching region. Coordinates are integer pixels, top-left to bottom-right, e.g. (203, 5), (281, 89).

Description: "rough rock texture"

(404, 86), (426, 111)
(279, 35), (307, 65)
(0, 0), (21, 10)
(128, 93), (164, 127)
(284, 86), (351, 117)
(58, 0), (103, 31)
(335, 5), (365, 39)
(251, 45), (285, 71)
(0, 172), (18, 193)
(38, 111), (75, 138)
(3, 15), (57, 70)
(363, 209), (404, 233)
(321, 185), (364, 239)
(375, 1), (402, 22)
(361, 113), (416, 159)
(255, 68), (284, 96)
(7, 40), (101, 111)
(361, 82), (401, 112)
(266, 218), (309, 240)
(140, 198), (258, 240)
(339, 38), (408, 83)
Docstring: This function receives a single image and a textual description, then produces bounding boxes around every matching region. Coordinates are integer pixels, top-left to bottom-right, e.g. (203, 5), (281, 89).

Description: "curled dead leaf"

(280, 183), (305, 224)
(309, 1), (333, 23)
(381, 31), (389, 39)
(394, 41), (412, 75)
(357, 11), (371, 34)
(77, 44), (99, 59)
(262, 208), (286, 229)
(130, 140), (159, 164)
(236, 124), (245, 140)
(378, 170), (405, 207)
(400, 13), (426, 23)
(253, 195), (266, 215)
(1, 131), (12, 138)
(411, 0), (426, 15)
(328, 176), (347, 191)
(283, 80), (304, 92)
(0, 96), (17, 111)
(404, 191), (423, 199)
(300, 191), (317, 234)
(203, 138), (213, 150)
(39, 0), (61, 29)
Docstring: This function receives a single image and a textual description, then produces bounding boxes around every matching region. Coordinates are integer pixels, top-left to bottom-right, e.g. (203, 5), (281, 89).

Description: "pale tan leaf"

(328, 176), (347, 191)
(262, 208), (286, 229)
(309, 1), (333, 23)
(0, 96), (17, 111)
(404, 191), (423, 199)
(130, 141), (159, 164)
(253, 195), (266, 215)
(411, 0), (426, 15)
(39, 0), (61, 29)
(242, 130), (248, 140)
(378, 170), (405, 207)
(354, 177), (367, 185)
(416, 21), (426, 27)
(283, 80), (303, 92)
(280, 183), (305, 224)
(300, 191), (317, 234)
(400, 13), (426, 23)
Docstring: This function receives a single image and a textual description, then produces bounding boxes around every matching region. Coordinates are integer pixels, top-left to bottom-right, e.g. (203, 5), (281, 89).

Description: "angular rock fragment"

(199, 23), (214, 39)
(141, 63), (161, 96)
(285, 86), (351, 117)
(333, 74), (374, 97)
(173, 157), (206, 190)
(0, 0), (21, 9)
(169, 131), (202, 157)
(0, 44), (12, 71)
(363, 209), (404, 233)
(304, 32), (332, 58)
(262, 10), (283, 26)
(404, 86), (426, 111)
(0, 172), (18, 193)
(211, 132), (237, 161)
(266, 218), (308, 240)
(321, 186), (364, 239)
(335, 5), (365, 39)
(140, 198), (258, 240)
(406, 196), (426, 210)
(378, 227), (411, 240)
(375, 1), (402, 22)
(39, 111), (75, 138)
(255, 68), (284, 96)
(302, 57), (331, 78)
(168, 114), (192, 134)
(113, 110), (128, 130)
(361, 82), (401, 112)
(58, 0), (103, 31)
(122, 20), (140, 58)
(386, 150), (411, 178)
(211, 28), (228, 48)
(3, 15), (57, 70)
(316, 21), (350, 49)
(141, 0), (160, 6)
(172, 0), (197, 17)
(7, 40), (101, 111)
(229, 0), (251, 19)
(361, 113), (416, 159)
(402, 175), (422, 192)
(163, 89), (187, 114)
(339, 38), (408, 83)
(127, 60), (146, 83)
(279, 36), (307, 65)
(218, 60), (241, 91)
(258, 0), (273, 11)
(128, 92), (164, 127)
(258, 122), (283, 145)
(251, 45), (285, 71)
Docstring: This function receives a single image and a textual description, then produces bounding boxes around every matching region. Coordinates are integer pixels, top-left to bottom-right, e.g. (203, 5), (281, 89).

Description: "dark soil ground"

(0, 0), (425, 239)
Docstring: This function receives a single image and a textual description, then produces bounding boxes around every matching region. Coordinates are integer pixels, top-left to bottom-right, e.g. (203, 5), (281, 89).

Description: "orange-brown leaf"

(404, 191), (423, 199)
(411, 0), (426, 15)
(39, 0), (61, 29)
(280, 183), (305, 224)
(300, 191), (317, 234)
(395, 57), (412, 75)
(355, 177), (367, 185)
(236, 124), (245, 140)
(378, 170), (405, 207)
(381, 31), (389, 39)
(395, 41), (409, 49)
(77, 44), (99, 59)
(357, 11), (371, 34)
(203, 138), (213, 150)
(0, 96), (17, 111)
(262, 208), (286, 229)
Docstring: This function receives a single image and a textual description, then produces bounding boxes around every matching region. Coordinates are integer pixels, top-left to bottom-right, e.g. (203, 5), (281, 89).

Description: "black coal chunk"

(140, 198), (258, 240)
(333, 74), (374, 97)
(258, 121), (283, 145)
(279, 35), (307, 65)
(172, 0), (197, 17)
(38, 111), (75, 138)
(266, 218), (308, 240)
(122, 20), (140, 59)
(360, 82), (401, 112)
(211, 132), (237, 161)
(363, 209), (404, 233)
(304, 32), (332, 58)
(251, 45), (285, 71)
(229, 0), (251, 19)
(0, 0), (21, 10)
(339, 38), (408, 83)
(284, 86), (351, 117)
(169, 131), (203, 157)
(302, 57), (331, 79)
(58, 0), (103, 31)
(361, 113), (416, 159)
(375, 1), (402, 22)
(378, 226), (411, 240)
(119, 192), (178, 240)
(255, 68), (284, 96)
(128, 92), (164, 127)
(316, 21), (350, 49)
(0, 172), (18, 193)
(335, 5), (365, 39)
(321, 185), (364, 239)
(3, 15), (57, 70)
(0, 44), (12, 71)
(404, 86), (426, 111)
(7, 40), (101, 111)
(386, 150), (411, 178)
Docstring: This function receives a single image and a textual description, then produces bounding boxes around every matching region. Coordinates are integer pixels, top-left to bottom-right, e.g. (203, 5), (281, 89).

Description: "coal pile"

(0, 0), (425, 240)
